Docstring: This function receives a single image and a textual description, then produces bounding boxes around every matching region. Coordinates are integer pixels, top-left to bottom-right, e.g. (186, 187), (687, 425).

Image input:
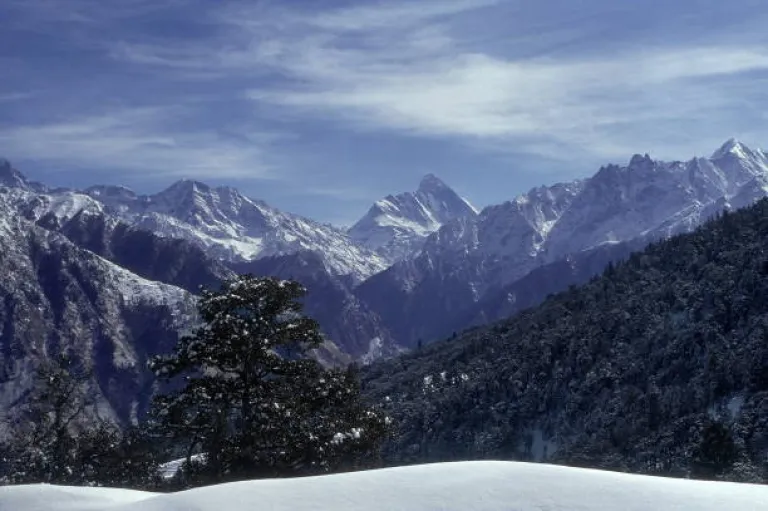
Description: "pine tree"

(149, 274), (389, 485)
(3, 355), (92, 484)
(76, 422), (163, 489)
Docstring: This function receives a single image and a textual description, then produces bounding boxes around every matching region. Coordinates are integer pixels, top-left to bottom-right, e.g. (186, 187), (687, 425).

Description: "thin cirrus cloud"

(2, 0), (192, 24)
(0, 92), (35, 103)
(3, 0), (768, 222)
(110, 0), (768, 160)
(0, 107), (279, 182)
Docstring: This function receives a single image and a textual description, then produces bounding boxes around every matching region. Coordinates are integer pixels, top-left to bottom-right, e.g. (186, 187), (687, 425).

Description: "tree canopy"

(150, 274), (389, 484)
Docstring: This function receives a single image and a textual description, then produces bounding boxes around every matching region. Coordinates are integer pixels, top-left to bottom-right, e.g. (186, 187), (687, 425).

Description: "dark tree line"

(0, 275), (389, 489)
(363, 200), (768, 483)
(0, 355), (162, 488)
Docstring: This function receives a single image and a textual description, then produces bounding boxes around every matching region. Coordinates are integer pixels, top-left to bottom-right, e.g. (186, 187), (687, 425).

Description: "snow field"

(1, 461), (767, 511)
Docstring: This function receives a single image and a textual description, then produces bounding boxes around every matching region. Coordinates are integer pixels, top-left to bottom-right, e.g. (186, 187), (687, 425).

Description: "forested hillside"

(363, 199), (768, 482)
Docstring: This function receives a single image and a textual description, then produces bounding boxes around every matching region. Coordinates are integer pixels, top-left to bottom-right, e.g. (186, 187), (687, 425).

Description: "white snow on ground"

(0, 485), (154, 511)
(1, 461), (767, 511)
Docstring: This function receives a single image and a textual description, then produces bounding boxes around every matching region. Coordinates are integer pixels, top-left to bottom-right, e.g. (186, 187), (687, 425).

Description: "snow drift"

(1, 461), (766, 511)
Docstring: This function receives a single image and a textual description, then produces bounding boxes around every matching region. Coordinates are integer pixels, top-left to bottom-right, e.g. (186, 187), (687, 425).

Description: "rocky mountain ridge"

(3, 138), (768, 361)
(356, 139), (768, 348)
(0, 169), (401, 362)
(0, 184), (197, 427)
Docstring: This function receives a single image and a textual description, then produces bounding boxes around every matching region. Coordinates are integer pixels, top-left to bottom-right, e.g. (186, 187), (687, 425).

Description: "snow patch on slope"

(102, 258), (190, 309)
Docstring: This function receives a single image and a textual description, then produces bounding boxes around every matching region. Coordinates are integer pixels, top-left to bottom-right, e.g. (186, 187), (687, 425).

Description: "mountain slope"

(0, 172), (398, 364)
(85, 180), (386, 282)
(354, 180), (586, 345)
(0, 191), (197, 426)
(233, 251), (402, 362)
(457, 237), (650, 334)
(362, 199), (768, 481)
(359, 140), (768, 349)
(348, 174), (478, 263)
(51, 209), (233, 294)
(0, 159), (45, 192)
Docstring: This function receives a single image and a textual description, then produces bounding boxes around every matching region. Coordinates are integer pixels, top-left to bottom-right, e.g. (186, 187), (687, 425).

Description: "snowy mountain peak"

(418, 173), (448, 193)
(109, 180), (388, 282)
(156, 178), (211, 201)
(711, 137), (747, 160)
(348, 175), (478, 263)
(1, 166), (385, 283)
(705, 139), (768, 192)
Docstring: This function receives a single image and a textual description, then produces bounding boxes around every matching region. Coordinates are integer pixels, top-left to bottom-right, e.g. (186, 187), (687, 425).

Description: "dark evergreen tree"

(75, 422), (163, 489)
(149, 274), (389, 485)
(692, 421), (738, 478)
(2, 355), (92, 484)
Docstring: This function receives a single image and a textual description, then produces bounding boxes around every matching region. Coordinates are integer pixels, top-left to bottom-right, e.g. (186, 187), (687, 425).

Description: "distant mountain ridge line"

(5, 137), (768, 432)
(354, 138), (768, 350)
(3, 137), (768, 360)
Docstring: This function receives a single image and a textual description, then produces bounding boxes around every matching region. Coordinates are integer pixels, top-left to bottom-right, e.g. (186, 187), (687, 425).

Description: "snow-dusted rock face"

(0, 190), (197, 426)
(544, 141), (768, 257)
(83, 179), (387, 283)
(0, 176), (393, 364)
(428, 139), (768, 294)
(358, 139), (768, 348)
(348, 174), (478, 263)
(0, 172), (387, 284)
(0, 159), (29, 189)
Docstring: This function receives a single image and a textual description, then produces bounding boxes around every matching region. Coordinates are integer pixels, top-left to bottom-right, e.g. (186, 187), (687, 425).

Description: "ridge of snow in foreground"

(1, 461), (766, 511)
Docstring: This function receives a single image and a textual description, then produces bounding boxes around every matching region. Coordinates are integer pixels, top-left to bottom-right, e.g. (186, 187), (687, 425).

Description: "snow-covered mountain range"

(0, 181), (198, 426)
(7, 181), (369, 284)
(438, 138), (768, 291)
(1, 160), (477, 283)
(83, 179), (391, 283)
(356, 138), (768, 348)
(3, 138), (768, 361)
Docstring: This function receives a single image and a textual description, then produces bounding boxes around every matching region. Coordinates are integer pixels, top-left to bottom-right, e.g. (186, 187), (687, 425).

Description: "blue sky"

(2, 0), (768, 225)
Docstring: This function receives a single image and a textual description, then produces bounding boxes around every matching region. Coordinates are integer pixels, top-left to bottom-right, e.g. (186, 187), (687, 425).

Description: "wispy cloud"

(5, 0), (768, 221)
(105, 0), (768, 161)
(0, 92), (34, 103)
(265, 0), (501, 32)
(2, 0), (190, 25)
(249, 46), (768, 150)
(0, 106), (279, 180)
